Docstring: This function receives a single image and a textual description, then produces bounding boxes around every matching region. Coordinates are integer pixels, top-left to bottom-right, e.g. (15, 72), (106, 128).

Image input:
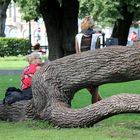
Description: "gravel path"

(0, 70), (23, 75)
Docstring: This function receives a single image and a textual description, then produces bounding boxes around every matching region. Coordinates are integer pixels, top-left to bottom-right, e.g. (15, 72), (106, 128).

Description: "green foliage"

(79, 0), (140, 27)
(79, 0), (95, 19)
(16, 0), (40, 21)
(0, 38), (29, 57)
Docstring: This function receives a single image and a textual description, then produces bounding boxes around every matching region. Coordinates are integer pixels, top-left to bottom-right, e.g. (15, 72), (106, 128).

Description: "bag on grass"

(3, 87), (24, 105)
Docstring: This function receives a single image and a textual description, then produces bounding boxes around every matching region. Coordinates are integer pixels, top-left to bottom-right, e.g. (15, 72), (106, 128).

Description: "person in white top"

(75, 16), (102, 103)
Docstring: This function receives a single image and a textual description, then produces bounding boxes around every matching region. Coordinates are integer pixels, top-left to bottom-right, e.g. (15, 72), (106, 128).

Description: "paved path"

(0, 70), (23, 75)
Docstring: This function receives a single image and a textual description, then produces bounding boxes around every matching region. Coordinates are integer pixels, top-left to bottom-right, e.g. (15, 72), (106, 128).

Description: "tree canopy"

(16, 0), (140, 48)
(79, 0), (140, 27)
(15, 0), (40, 21)
(1, 0), (140, 59)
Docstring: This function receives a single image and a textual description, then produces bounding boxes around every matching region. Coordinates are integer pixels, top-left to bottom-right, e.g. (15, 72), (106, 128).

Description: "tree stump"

(0, 46), (140, 128)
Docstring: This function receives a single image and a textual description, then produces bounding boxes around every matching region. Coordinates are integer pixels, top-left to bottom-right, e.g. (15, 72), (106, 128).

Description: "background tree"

(79, 0), (140, 45)
(2, 0), (140, 59)
(0, 0), (11, 37)
(17, 0), (79, 60)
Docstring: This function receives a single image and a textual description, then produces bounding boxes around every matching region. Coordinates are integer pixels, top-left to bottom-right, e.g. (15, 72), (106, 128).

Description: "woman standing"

(75, 16), (102, 103)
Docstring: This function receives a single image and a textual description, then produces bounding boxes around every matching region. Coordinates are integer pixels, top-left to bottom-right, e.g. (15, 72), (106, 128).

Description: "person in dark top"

(75, 16), (102, 103)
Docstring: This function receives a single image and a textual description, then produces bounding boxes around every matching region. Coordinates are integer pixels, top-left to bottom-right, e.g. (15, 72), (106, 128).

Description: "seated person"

(3, 52), (42, 105)
(21, 52), (42, 100)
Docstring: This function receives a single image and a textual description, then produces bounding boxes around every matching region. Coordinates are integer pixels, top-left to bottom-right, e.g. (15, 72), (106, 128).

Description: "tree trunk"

(1, 46), (140, 128)
(31, 46), (140, 127)
(0, 0), (11, 37)
(39, 0), (79, 60)
(61, 0), (79, 56)
(111, 5), (134, 46)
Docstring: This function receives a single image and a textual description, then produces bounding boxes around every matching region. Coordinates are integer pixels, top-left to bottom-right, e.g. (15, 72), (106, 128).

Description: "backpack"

(3, 87), (24, 105)
(76, 33), (102, 52)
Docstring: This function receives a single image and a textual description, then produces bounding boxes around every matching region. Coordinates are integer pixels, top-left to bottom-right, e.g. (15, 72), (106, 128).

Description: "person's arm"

(75, 36), (81, 53)
(36, 66), (41, 71)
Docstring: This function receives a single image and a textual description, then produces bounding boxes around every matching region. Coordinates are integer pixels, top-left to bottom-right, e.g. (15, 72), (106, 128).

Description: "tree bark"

(111, 4), (134, 46)
(0, 0), (11, 37)
(61, 0), (79, 56)
(1, 46), (140, 128)
(39, 0), (79, 60)
(32, 46), (140, 127)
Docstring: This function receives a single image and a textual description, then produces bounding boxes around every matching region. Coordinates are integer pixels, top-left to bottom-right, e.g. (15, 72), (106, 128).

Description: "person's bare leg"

(87, 86), (102, 103)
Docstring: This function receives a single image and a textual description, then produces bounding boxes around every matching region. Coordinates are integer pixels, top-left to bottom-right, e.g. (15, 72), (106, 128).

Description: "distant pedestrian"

(130, 31), (138, 43)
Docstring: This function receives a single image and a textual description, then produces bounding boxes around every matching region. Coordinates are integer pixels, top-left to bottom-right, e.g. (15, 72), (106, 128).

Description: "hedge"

(0, 38), (30, 57)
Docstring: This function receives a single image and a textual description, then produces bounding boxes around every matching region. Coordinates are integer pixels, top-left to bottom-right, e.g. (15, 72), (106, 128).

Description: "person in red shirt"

(21, 52), (42, 99)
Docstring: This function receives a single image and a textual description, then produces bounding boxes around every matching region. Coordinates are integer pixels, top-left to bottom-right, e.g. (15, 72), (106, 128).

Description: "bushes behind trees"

(0, 38), (30, 57)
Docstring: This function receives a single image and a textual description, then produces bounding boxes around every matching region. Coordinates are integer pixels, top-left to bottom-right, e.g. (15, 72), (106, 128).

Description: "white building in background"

(5, 0), (48, 46)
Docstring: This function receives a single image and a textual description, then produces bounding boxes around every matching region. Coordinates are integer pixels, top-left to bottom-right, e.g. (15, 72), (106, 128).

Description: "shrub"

(0, 38), (30, 57)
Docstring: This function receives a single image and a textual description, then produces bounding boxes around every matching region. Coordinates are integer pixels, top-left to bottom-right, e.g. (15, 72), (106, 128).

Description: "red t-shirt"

(21, 64), (39, 90)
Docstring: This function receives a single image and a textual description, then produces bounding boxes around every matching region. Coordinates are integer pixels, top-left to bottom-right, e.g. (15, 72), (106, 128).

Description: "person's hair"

(132, 31), (137, 34)
(80, 16), (95, 30)
(34, 43), (40, 50)
(26, 52), (41, 64)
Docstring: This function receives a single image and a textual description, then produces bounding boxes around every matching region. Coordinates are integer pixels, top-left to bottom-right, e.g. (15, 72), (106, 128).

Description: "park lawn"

(0, 56), (27, 69)
(0, 56), (47, 69)
(0, 61), (27, 69)
(0, 75), (21, 99)
(0, 116), (140, 140)
(0, 75), (140, 140)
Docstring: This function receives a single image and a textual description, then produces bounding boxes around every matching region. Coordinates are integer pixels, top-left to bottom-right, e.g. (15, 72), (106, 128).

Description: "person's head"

(80, 16), (95, 30)
(34, 43), (40, 50)
(132, 31), (137, 35)
(26, 52), (42, 65)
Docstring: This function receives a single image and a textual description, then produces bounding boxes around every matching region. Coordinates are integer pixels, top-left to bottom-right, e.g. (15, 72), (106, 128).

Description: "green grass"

(72, 80), (140, 108)
(0, 56), (47, 69)
(0, 56), (27, 69)
(0, 115), (140, 140)
(0, 75), (21, 99)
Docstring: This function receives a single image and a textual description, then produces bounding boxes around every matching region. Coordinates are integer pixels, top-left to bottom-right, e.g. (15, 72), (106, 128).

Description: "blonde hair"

(26, 52), (41, 64)
(80, 16), (95, 30)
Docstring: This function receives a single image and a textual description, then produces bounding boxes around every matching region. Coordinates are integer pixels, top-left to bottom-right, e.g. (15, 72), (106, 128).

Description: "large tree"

(0, 0), (11, 37)
(17, 0), (79, 60)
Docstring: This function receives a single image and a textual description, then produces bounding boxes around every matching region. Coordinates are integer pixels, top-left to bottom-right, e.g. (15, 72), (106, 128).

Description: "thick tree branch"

(0, 46), (140, 128)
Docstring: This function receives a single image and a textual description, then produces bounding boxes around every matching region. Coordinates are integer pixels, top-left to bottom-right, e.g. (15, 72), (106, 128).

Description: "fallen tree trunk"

(0, 46), (140, 127)
(0, 100), (35, 121)
(50, 93), (140, 127)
